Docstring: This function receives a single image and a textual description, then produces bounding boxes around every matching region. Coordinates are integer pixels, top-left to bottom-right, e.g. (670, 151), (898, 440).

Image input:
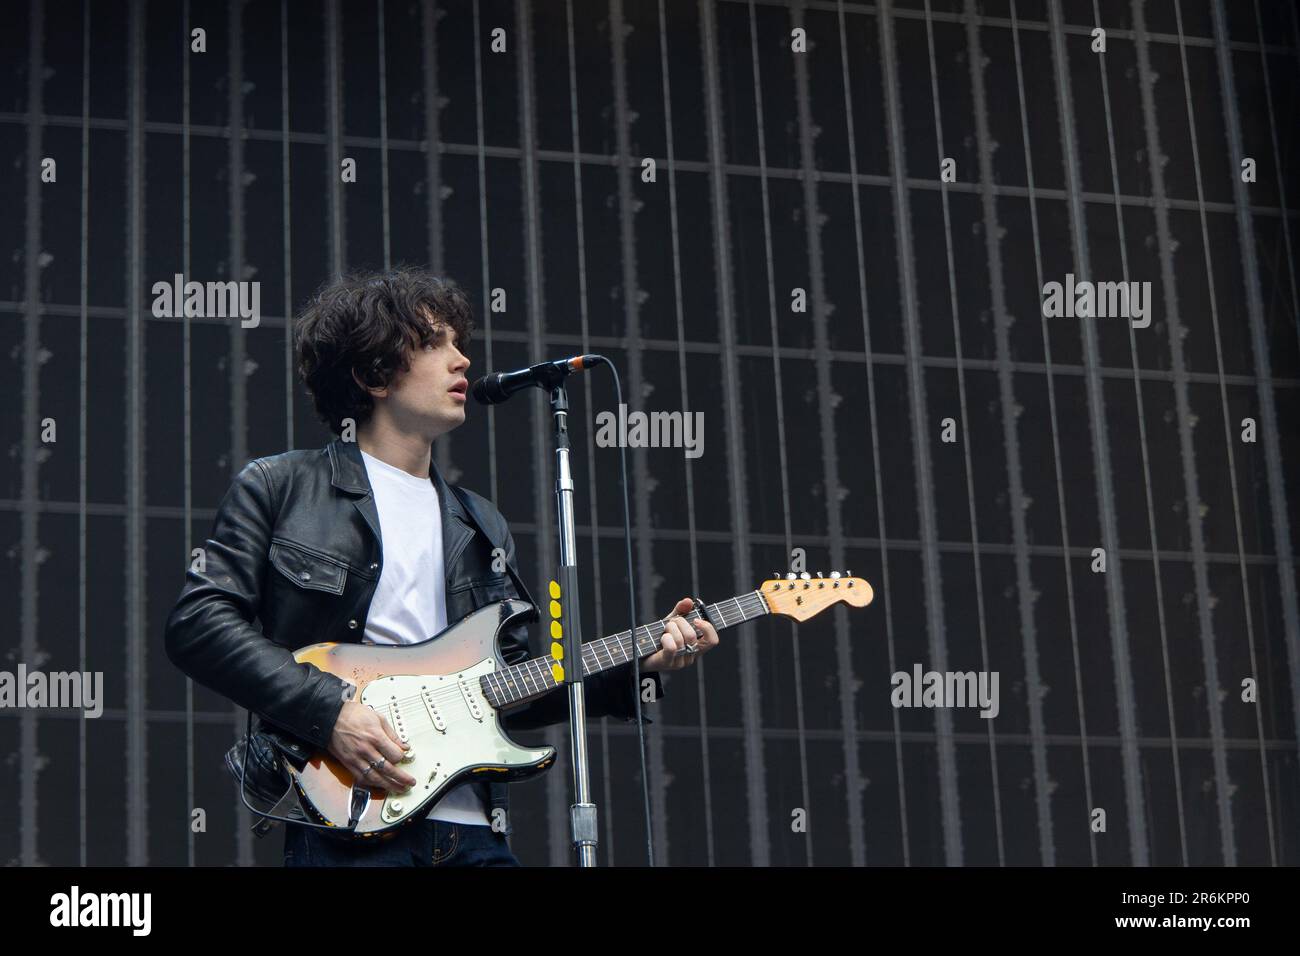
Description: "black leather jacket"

(163, 437), (661, 834)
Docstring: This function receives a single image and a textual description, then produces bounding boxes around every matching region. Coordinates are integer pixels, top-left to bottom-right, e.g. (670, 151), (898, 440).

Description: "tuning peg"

(830, 571), (841, 579)
(799, 572), (810, 580)
(786, 572), (796, 580)
(816, 571), (823, 577)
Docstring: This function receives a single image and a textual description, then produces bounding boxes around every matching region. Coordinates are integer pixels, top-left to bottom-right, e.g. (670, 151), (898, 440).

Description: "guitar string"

(369, 602), (756, 717)
(353, 594), (779, 721)
(345, 579), (849, 741)
(373, 624), (712, 730)
(325, 579), (850, 746)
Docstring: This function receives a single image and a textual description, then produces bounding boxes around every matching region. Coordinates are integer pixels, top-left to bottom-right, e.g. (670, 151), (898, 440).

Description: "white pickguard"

(357, 658), (553, 828)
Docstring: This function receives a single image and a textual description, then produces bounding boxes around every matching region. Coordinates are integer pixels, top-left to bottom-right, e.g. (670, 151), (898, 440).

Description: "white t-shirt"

(360, 449), (489, 827)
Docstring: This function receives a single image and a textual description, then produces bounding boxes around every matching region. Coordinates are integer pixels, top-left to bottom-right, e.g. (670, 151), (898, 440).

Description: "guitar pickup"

(457, 677), (484, 721)
(421, 686), (447, 733)
(387, 700), (409, 746)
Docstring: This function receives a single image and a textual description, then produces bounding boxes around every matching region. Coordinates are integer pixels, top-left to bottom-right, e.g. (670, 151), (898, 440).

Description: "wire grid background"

(1, 0), (1298, 867)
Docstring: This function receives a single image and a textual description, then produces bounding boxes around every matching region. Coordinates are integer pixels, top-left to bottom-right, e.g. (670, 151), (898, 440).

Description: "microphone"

(471, 354), (600, 405)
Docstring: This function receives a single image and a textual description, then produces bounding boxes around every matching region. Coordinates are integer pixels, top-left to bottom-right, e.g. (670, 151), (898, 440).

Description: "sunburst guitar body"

(285, 573), (873, 839)
(288, 598), (553, 839)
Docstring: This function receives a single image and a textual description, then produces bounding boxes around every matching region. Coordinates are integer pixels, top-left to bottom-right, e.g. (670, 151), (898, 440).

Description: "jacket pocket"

(264, 540), (352, 645)
(269, 539), (349, 595)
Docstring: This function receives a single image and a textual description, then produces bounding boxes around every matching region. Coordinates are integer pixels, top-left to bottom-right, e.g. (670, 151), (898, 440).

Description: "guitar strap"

(445, 482), (538, 612)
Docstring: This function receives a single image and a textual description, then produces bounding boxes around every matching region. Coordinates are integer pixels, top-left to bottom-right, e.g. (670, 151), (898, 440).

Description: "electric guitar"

(288, 571), (873, 838)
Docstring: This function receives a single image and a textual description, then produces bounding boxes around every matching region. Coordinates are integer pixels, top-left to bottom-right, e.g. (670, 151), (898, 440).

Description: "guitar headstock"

(759, 570), (873, 622)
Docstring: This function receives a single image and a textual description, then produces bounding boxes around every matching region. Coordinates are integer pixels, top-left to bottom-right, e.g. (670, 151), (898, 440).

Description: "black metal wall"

(2, 0), (1297, 866)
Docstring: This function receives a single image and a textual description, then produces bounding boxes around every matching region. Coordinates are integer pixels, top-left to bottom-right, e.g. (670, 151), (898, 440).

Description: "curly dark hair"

(293, 266), (476, 435)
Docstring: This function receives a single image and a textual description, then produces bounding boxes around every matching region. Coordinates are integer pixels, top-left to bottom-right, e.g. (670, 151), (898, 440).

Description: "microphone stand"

(541, 373), (598, 867)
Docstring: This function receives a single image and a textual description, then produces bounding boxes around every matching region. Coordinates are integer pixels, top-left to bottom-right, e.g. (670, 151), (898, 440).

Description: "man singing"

(163, 267), (718, 866)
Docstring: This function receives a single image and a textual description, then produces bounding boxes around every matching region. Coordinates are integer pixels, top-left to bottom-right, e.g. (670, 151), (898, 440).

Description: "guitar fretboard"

(479, 591), (768, 709)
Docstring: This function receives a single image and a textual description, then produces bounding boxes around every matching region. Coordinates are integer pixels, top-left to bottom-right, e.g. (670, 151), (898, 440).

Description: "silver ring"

(683, 643), (698, 654)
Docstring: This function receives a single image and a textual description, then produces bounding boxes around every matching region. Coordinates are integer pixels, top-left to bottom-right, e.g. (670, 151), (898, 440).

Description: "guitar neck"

(481, 592), (769, 710)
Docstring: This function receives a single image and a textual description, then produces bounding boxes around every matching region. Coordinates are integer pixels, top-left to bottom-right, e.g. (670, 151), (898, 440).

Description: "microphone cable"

(583, 355), (656, 867)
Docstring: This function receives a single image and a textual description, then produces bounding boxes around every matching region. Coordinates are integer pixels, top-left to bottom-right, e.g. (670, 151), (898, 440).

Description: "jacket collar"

(326, 438), (475, 567)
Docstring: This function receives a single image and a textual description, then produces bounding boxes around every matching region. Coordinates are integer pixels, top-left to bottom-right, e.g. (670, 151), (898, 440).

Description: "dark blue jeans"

(284, 818), (520, 867)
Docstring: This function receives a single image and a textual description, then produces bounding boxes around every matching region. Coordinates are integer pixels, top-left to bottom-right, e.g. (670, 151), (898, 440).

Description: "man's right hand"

(326, 701), (418, 794)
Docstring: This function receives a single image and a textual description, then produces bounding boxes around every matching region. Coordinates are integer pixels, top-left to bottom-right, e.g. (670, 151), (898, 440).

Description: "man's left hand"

(642, 597), (720, 673)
